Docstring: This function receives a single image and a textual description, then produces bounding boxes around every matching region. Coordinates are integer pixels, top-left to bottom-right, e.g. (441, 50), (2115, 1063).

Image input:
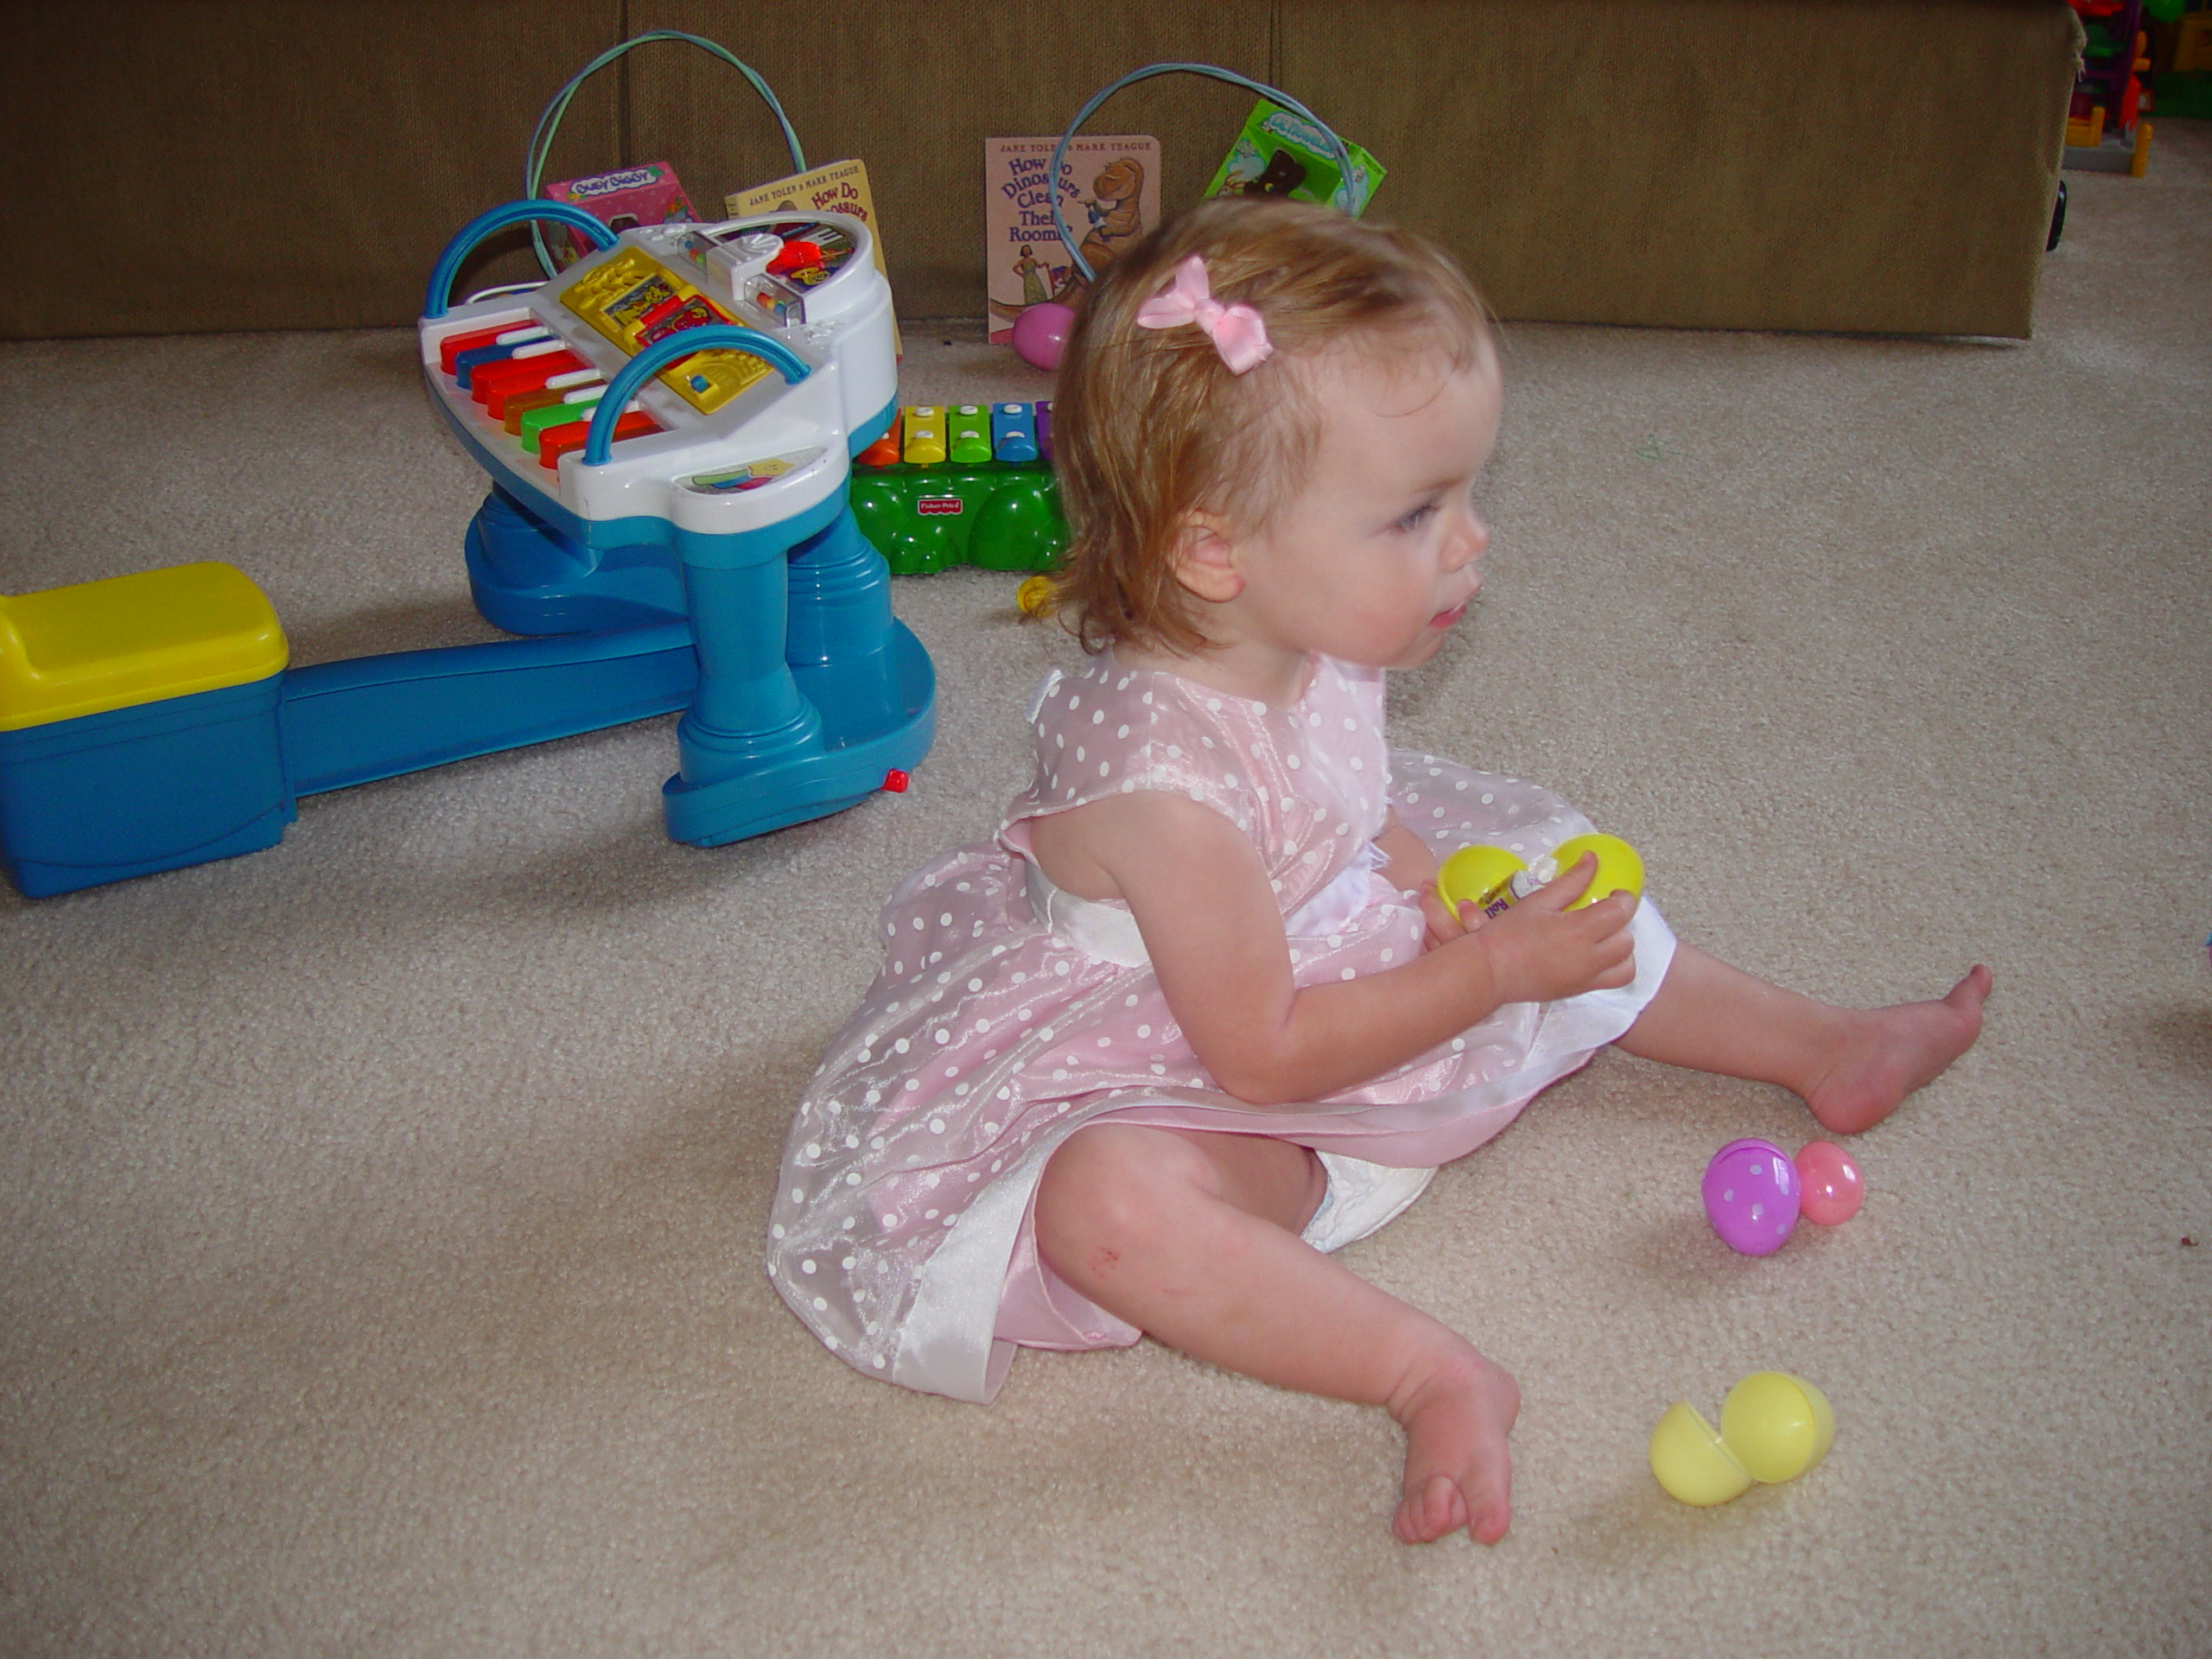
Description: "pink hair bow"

(1135, 255), (1274, 373)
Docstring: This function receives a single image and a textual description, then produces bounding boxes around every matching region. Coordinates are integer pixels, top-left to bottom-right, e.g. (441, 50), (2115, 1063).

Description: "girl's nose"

(1446, 512), (1489, 571)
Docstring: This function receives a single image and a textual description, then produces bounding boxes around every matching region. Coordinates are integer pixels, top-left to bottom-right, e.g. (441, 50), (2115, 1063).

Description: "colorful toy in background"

(1435, 832), (1645, 921)
(726, 158), (902, 358)
(1702, 1137), (1865, 1255)
(0, 200), (933, 899)
(1650, 1371), (1838, 1506)
(2145, 0), (2212, 120)
(849, 403), (1065, 575)
(2065, 0), (2157, 176)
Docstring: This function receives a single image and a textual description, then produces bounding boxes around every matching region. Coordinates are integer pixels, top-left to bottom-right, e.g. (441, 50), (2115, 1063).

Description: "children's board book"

(1205, 99), (1384, 216)
(985, 134), (1161, 345)
(542, 162), (696, 267)
(728, 158), (900, 356)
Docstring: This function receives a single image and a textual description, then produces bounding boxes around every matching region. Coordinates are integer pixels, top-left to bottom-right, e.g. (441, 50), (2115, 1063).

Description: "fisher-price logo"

(917, 497), (964, 517)
(569, 167), (663, 200)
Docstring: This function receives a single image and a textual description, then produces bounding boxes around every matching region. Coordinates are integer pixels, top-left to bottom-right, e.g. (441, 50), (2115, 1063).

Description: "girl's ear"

(1170, 516), (1245, 603)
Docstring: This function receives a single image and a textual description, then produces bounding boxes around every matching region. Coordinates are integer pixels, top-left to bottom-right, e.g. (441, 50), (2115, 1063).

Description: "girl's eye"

(1395, 502), (1437, 532)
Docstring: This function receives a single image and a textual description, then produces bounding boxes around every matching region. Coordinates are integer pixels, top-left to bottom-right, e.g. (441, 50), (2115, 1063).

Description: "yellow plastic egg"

(1435, 844), (1529, 918)
(1546, 832), (1646, 909)
(1649, 1400), (1754, 1506)
(1718, 1371), (1836, 1484)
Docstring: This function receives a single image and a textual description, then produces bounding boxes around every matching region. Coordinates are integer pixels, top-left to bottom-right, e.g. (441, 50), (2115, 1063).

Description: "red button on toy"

(882, 770), (910, 793)
(768, 240), (823, 276)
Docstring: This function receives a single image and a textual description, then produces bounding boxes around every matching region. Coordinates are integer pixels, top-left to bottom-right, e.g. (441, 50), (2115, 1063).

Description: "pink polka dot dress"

(767, 653), (1676, 1402)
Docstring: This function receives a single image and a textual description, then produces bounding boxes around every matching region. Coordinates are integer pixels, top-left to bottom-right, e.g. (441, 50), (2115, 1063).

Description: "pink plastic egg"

(1702, 1137), (1802, 1255)
(1011, 301), (1076, 372)
(1794, 1141), (1865, 1226)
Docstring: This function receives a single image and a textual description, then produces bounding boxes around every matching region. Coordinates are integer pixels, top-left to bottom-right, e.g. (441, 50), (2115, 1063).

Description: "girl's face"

(1221, 343), (1498, 679)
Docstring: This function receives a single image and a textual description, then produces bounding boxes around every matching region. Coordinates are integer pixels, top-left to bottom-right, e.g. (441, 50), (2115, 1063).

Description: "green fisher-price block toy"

(849, 401), (1065, 576)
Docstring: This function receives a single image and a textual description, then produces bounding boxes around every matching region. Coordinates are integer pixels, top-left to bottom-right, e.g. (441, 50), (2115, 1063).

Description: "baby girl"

(767, 197), (1988, 1544)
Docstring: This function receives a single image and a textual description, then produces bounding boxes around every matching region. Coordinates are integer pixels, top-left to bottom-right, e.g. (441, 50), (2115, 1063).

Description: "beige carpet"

(3, 126), (2207, 1659)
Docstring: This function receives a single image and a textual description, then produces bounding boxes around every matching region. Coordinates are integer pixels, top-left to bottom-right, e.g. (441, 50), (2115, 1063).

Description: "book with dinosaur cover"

(984, 134), (1160, 346)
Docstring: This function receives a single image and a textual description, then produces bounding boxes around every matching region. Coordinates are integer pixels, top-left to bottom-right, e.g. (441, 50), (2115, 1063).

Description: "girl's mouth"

(1430, 601), (1470, 630)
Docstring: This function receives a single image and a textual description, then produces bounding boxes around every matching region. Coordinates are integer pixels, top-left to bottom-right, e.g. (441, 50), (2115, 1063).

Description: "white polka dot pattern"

(766, 654), (1604, 1395)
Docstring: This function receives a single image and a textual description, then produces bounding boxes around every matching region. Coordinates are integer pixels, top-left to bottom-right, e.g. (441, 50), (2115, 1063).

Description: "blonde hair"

(1046, 196), (1492, 658)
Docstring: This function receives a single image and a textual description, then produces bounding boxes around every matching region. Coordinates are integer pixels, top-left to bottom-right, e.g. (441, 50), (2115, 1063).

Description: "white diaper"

(1301, 1152), (1438, 1254)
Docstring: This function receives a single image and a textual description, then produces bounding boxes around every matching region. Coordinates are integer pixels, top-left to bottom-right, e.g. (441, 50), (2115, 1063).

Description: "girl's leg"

(1033, 1122), (1519, 1545)
(1616, 943), (1991, 1134)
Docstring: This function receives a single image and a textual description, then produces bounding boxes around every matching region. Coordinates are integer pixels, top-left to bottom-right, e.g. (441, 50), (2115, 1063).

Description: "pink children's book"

(540, 162), (696, 268)
(984, 134), (1160, 345)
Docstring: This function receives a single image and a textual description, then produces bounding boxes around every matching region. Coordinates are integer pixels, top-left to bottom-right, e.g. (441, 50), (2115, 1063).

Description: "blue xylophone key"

(453, 326), (554, 389)
(990, 403), (1039, 463)
(1035, 401), (1053, 464)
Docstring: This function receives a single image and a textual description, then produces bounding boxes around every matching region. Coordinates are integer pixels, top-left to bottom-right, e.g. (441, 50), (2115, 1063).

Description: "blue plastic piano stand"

(665, 504), (934, 845)
(466, 486), (690, 635)
(0, 378), (930, 898)
(461, 325), (933, 848)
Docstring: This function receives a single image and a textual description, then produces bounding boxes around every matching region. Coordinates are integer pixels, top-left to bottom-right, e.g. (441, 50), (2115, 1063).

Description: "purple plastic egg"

(1702, 1137), (1802, 1255)
(1011, 301), (1076, 372)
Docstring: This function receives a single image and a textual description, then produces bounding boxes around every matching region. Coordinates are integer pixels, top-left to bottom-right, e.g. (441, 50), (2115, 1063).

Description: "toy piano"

(0, 200), (934, 897)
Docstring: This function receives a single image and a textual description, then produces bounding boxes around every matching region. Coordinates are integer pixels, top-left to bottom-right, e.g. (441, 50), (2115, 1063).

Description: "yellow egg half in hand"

(1545, 832), (1645, 909)
(1434, 844), (1528, 917)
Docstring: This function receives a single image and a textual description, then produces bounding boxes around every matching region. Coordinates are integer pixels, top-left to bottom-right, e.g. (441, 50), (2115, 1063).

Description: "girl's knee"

(1036, 1124), (1202, 1253)
(1035, 1125), (1319, 1269)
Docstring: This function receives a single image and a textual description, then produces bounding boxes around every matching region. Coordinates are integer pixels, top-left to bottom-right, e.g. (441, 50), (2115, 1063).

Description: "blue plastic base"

(662, 622), (934, 846)
(0, 677), (295, 898)
(465, 488), (687, 636)
(282, 622), (698, 797)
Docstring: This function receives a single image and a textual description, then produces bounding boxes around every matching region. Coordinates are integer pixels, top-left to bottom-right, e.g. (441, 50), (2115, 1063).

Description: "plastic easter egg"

(1795, 1141), (1865, 1225)
(1649, 1400), (1753, 1506)
(1435, 844), (1528, 918)
(1702, 1137), (1802, 1255)
(1012, 302), (1076, 372)
(1544, 832), (1645, 909)
(1718, 1371), (1836, 1484)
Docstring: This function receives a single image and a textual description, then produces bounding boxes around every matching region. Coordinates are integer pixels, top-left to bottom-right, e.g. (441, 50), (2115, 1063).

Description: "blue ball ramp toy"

(0, 200), (932, 899)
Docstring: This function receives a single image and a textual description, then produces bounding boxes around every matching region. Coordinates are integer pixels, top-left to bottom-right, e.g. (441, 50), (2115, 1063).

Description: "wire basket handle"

(1049, 63), (1356, 285)
(525, 30), (807, 278)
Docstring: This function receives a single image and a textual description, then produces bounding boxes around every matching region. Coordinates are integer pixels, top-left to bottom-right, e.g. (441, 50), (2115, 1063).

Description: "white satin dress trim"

(892, 855), (1679, 1402)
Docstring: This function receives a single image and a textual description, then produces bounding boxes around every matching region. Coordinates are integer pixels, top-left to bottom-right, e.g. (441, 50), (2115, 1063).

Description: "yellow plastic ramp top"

(0, 562), (288, 731)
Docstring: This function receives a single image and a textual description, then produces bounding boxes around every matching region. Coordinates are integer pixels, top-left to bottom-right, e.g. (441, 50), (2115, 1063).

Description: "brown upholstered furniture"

(0, 1), (2080, 340)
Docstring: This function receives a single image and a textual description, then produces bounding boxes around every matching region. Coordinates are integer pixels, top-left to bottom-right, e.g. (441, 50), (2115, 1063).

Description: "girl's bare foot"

(1389, 1342), (1522, 1544)
(1805, 965), (1993, 1135)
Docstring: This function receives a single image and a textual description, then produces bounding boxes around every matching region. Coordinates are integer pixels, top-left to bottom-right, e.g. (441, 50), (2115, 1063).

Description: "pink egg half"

(1795, 1141), (1865, 1225)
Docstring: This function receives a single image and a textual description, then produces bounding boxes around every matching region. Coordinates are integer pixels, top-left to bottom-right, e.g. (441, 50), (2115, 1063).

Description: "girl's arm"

(1373, 809), (1471, 950)
(1026, 791), (1637, 1107)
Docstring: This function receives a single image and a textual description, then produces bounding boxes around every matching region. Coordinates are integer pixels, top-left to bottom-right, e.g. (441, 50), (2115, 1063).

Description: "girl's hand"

(1419, 885), (1484, 951)
(1374, 810), (1468, 951)
(1469, 855), (1637, 1005)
